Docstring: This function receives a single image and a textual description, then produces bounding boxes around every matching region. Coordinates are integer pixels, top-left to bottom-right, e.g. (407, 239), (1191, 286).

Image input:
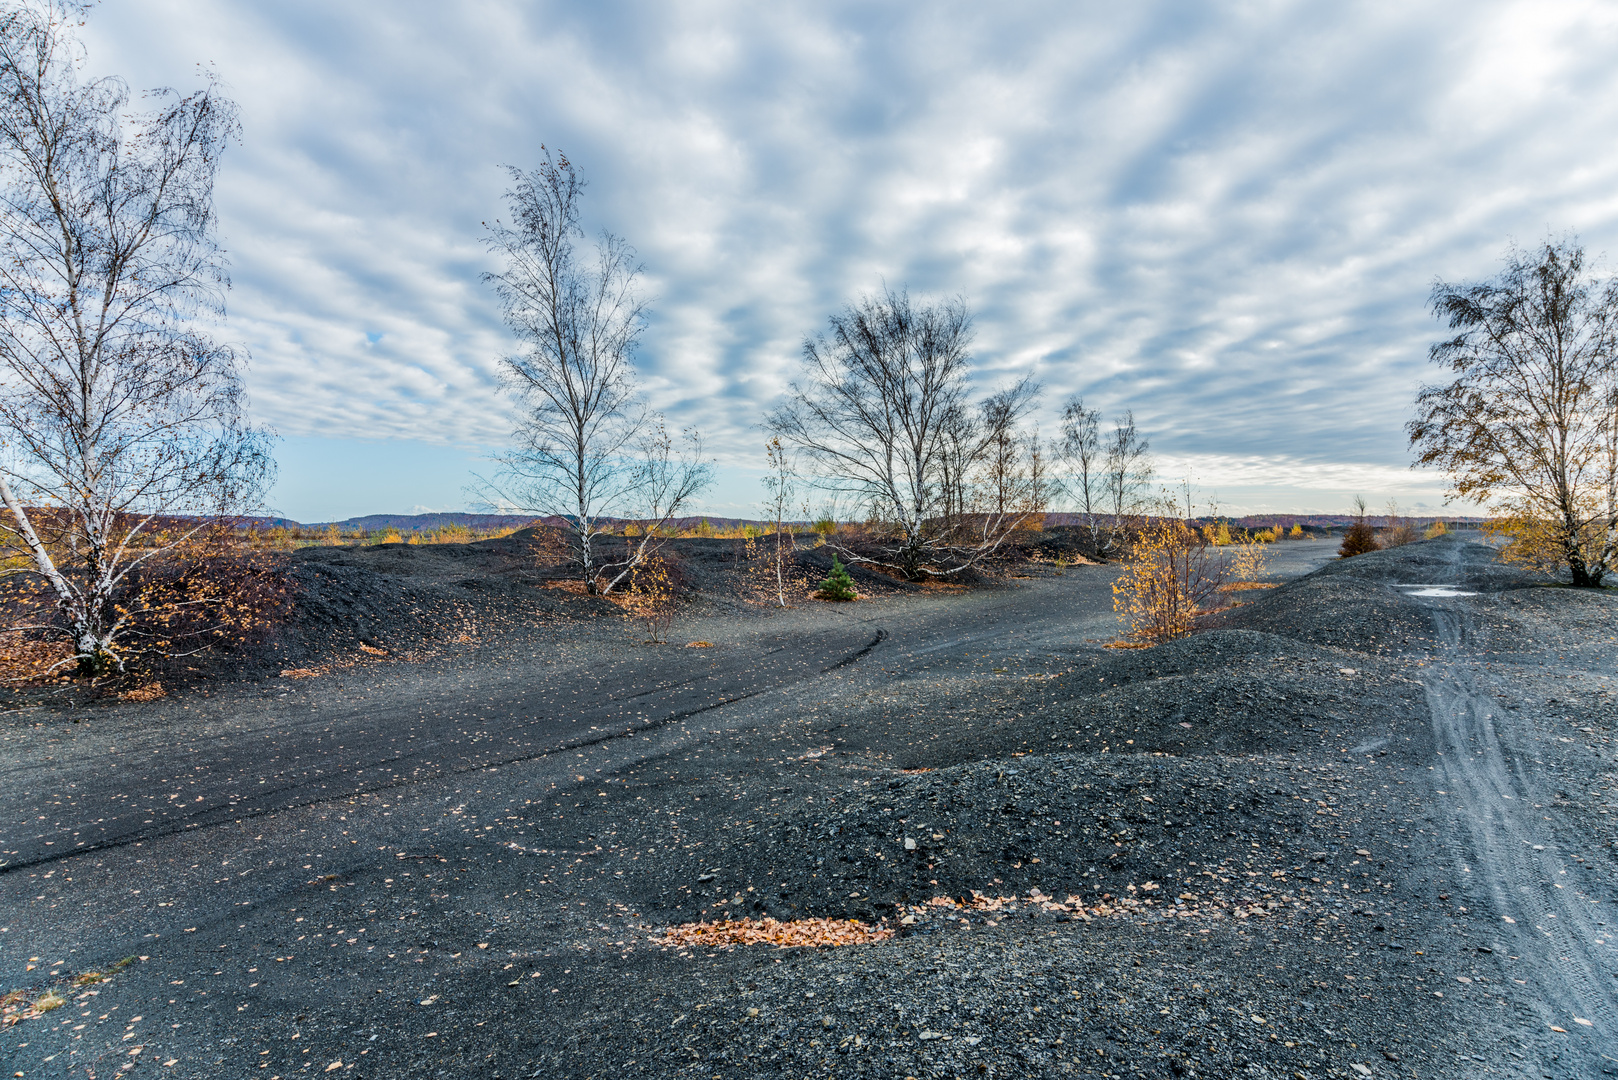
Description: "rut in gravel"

(1415, 543), (1616, 1066)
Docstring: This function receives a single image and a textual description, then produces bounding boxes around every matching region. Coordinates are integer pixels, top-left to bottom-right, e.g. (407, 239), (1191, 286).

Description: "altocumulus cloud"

(79, 0), (1618, 519)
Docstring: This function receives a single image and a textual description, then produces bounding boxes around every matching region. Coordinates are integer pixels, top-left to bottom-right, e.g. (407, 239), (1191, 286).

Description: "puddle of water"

(1395, 583), (1479, 597)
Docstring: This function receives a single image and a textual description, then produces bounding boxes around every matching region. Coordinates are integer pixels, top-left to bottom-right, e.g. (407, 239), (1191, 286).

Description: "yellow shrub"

(1114, 518), (1226, 644)
(1424, 520), (1448, 539)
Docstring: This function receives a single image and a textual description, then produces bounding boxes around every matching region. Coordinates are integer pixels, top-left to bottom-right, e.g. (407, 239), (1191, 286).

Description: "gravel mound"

(1047, 631), (1426, 757)
(1215, 576), (1436, 656)
(533, 921), (1459, 1080)
(640, 753), (1350, 922)
(1304, 537), (1531, 592)
(1216, 537), (1537, 657)
(263, 532), (585, 670)
(802, 630), (1426, 774)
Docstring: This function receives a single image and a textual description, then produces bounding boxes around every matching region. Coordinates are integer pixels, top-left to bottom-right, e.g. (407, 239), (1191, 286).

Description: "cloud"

(78, 0), (1618, 517)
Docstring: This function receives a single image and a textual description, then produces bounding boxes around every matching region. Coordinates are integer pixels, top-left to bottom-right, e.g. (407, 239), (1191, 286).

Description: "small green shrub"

(815, 556), (858, 601)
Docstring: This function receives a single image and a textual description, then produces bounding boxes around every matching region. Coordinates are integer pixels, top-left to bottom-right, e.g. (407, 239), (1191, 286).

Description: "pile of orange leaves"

(657, 916), (893, 950)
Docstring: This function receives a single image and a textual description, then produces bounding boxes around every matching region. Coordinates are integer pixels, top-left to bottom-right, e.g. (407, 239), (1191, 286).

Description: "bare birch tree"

(1057, 396), (1152, 557)
(760, 435), (795, 606)
(483, 149), (709, 594)
(769, 287), (1042, 578)
(1104, 411), (1153, 527)
(1409, 238), (1618, 586)
(0, 1), (273, 676)
(978, 378), (1043, 513)
(1058, 396), (1104, 550)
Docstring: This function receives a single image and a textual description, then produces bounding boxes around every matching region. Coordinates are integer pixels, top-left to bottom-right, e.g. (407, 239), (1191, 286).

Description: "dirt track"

(2, 534), (1615, 1079)
(1415, 542), (1617, 1069)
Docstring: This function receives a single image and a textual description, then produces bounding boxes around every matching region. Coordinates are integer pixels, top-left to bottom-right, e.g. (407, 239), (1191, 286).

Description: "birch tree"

(1409, 238), (1618, 586)
(1058, 396), (1152, 557)
(769, 287), (1042, 579)
(483, 149), (709, 593)
(1058, 395), (1104, 550)
(0, 1), (272, 676)
(760, 435), (795, 606)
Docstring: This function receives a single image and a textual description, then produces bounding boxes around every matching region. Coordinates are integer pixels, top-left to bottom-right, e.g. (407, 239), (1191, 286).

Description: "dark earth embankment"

(2, 534), (1615, 1079)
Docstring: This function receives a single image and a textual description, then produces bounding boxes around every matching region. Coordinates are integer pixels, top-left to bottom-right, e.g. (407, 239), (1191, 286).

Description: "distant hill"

(1042, 512), (1487, 530)
(301, 513), (799, 532)
(245, 510), (1488, 533)
(305, 512), (547, 531)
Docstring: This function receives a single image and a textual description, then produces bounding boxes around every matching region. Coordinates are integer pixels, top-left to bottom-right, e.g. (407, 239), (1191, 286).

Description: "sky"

(77, 0), (1618, 522)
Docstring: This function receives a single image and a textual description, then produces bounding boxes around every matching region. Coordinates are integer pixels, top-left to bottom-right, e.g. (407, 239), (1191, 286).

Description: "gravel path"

(2, 535), (1614, 1080)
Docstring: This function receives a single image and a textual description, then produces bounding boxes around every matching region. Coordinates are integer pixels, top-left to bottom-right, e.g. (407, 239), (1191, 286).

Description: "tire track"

(1413, 547), (1615, 1073)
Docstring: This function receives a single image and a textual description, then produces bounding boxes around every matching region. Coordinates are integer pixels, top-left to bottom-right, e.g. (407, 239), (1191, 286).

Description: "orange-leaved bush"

(1112, 515), (1227, 644)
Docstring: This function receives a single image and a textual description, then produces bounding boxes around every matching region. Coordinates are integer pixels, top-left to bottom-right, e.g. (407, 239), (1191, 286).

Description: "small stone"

(1350, 1064), (1373, 1077)
(1355, 849), (1371, 857)
(747, 1008), (758, 1017)
(904, 837), (917, 851)
(822, 1016), (834, 1028)
(918, 1031), (943, 1041)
